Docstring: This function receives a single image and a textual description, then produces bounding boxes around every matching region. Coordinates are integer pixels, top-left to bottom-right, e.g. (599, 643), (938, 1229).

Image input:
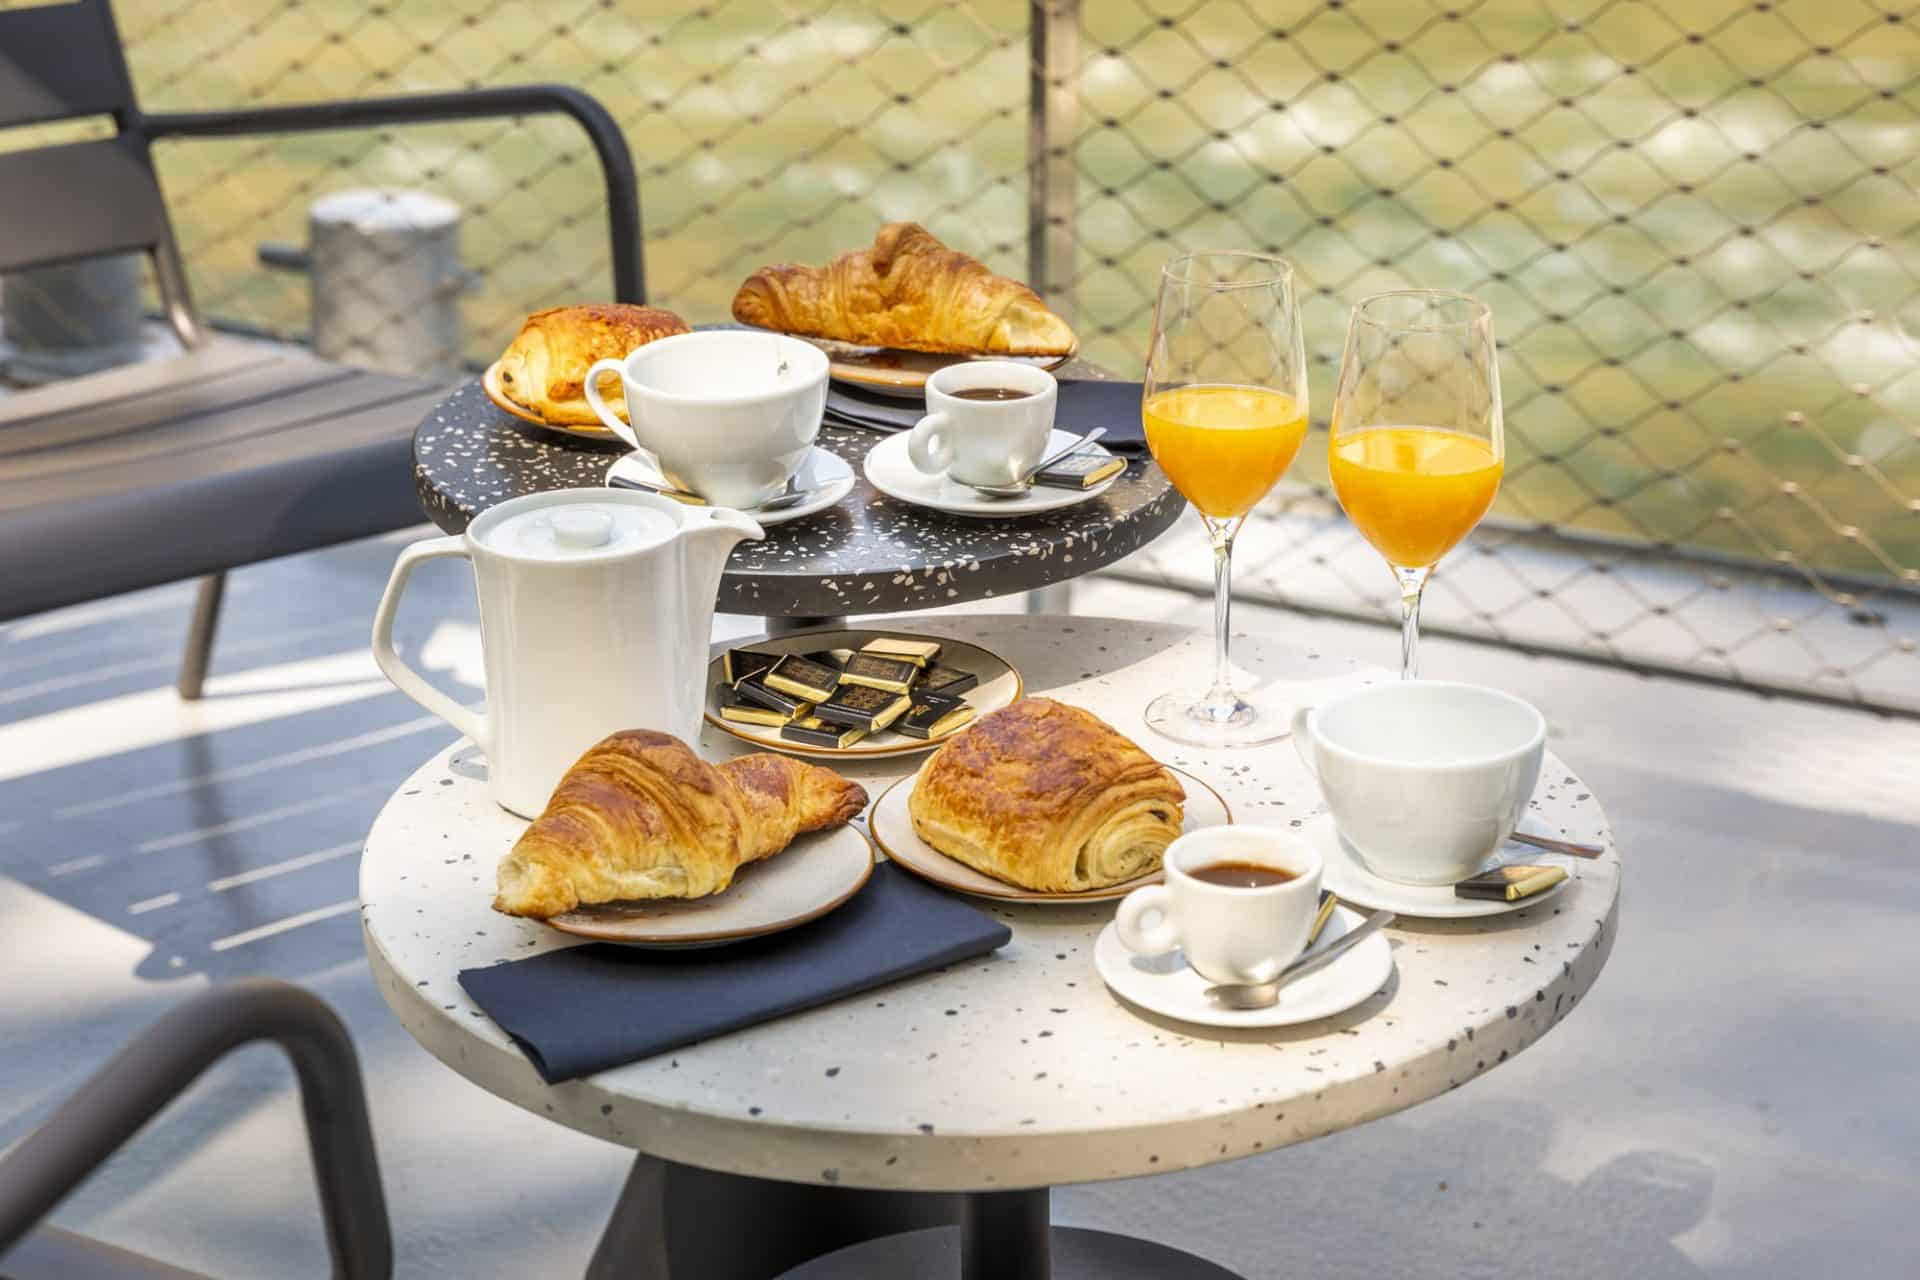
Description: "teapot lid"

(469, 489), (680, 563)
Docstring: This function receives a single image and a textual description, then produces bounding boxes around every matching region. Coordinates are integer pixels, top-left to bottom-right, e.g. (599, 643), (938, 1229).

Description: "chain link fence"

(8, 0), (1915, 711)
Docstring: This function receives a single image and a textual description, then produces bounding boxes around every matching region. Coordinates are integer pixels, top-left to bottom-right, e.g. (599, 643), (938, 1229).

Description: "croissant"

(497, 303), (690, 426)
(731, 223), (1076, 356)
(908, 698), (1185, 893)
(494, 730), (868, 918)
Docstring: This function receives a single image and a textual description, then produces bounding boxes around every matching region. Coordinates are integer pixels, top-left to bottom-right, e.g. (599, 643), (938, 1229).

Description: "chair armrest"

(144, 85), (643, 303)
(0, 980), (391, 1278)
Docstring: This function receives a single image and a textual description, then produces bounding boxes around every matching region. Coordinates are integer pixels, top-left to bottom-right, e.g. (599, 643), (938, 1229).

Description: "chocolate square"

(895, 693), (976, 740)
(733, 674), (813, 719)
(815, 684), (912, 732)
(717, 685), (796, 727)
(859, 636), (941, 667)
(839, 652), (917, 693)
(763, 653), (844, 702)
(781, 716), (869, 749)
(918, 663), (979, 697)
(722, 647), (782, 685)
(1032, 452), (1125, 490)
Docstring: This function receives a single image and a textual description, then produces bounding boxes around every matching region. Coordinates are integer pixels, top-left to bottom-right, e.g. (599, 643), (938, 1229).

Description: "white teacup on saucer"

(1292, 681), (1545, 886)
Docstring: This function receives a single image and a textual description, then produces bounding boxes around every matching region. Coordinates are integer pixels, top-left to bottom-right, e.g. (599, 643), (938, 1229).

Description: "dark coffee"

(1189, 860), (1299, 889)
(951, 387), (1033, 402)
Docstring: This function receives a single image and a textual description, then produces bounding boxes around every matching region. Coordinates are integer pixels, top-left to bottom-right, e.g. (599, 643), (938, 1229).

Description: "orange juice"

(1329, 426), (1502, 568)
(1142, 385), (1308, 520)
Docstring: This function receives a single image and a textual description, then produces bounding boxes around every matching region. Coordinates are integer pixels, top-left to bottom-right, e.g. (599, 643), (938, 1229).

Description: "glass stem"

(1396, 565), (1430, 680)
(1205, 521), (1238, 712)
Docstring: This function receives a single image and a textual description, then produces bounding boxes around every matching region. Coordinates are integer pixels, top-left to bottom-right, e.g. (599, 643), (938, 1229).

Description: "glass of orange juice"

(1329, 291), (1504, 679)
(1141, 252), (1309, 747)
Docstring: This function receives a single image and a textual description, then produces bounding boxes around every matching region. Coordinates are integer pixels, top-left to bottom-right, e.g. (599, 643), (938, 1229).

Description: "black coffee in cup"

(951, 387), (1033, 402)
(1189, 860), (1299, 889)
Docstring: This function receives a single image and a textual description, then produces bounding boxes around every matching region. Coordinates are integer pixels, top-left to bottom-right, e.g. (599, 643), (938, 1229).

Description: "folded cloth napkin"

(459, 864), (1011, 1083)
(826, 377), (1150, 454)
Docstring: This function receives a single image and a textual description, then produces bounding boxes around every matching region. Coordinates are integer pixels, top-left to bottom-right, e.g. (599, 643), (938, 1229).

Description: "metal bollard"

(261, 189), (474, 382)
(0, 254), (149, 384)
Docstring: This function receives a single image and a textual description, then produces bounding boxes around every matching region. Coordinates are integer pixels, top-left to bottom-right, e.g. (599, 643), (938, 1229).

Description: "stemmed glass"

(1140, 252), (1310, 748)
(1329, 291), (1504, 679)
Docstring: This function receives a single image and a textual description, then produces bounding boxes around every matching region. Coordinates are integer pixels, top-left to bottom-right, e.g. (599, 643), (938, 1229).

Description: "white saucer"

(870, 765), (1232, 902)
(862, 429), (1120, 518)
(1094, 905), (1394, 1029)
(1305, 814), (1574, 919)
(606, 445), (854, 527)
(544, 824), (873, 948)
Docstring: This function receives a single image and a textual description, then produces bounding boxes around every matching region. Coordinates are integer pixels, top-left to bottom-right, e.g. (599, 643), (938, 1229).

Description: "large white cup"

(1292, 681), (1546, 885)
(907, 360), (1058, 487)
(1115, 825), (1323, 986)
(584, 329), (828, 508)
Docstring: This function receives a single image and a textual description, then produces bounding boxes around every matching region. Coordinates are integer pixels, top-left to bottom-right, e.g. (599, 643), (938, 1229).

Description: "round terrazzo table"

(410, 368), (1181, 622)
(360, 616), (1621, 1280)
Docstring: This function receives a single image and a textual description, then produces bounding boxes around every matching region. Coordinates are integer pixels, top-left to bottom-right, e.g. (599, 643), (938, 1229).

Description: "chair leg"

(176, 574), (227, 700)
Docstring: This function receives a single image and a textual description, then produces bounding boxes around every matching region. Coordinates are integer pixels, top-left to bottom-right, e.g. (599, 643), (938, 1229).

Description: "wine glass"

(1140, 252), (1310, 748)
(1329, 290), (1504, 679)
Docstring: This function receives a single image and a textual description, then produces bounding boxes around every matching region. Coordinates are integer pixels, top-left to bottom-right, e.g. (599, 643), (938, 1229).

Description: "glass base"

(1144, 688), (1294, 749)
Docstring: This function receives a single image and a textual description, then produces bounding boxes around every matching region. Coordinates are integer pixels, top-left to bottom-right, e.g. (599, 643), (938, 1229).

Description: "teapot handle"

(371, 536), (489, 751)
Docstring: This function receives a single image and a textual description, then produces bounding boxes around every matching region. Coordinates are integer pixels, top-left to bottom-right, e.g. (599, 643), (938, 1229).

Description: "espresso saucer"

(862, 429), (1119, 518)
(606, 445), (854, 527)
(1093, 904), (1393, 1029)
(1305, 814), (1574, 920)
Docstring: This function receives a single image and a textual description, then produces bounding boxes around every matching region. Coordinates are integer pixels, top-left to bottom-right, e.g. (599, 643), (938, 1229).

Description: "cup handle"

(583, 357), (643, 452)
(371, 536), (490, 752)
(1291, 706), (1317, 777)
(1115, 884), (1179, 956)
(907, 412), (956, 475)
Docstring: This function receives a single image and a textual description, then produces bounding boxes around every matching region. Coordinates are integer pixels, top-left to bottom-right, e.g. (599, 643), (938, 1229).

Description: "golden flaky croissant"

(908, 698), (1185, 893)
(494, 731), (868, 918)
(730, 223), (1076, 356)
(497, 303), (690, 426)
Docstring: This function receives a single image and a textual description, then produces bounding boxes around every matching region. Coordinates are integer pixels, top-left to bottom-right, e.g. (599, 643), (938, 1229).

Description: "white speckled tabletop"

(360, 615), (1620, 1193)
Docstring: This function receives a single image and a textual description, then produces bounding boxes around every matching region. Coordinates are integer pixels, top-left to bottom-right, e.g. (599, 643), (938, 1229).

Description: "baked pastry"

(907, 697), (1185, 892)
(730, 223), (1076, 356)
(496, 303), (690, 426)
(494, 730), (867, 917)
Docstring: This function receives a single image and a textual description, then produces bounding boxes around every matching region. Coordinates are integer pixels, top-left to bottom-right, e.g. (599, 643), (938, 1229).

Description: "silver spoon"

(1204, 909), (1396, 1011)
(967, 427), (1108, 499)
(609, 475), (817, 513)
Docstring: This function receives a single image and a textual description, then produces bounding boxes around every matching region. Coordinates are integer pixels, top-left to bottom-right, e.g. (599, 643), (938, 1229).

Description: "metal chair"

(0, 980), (391, 1279)
(0, 0), (642, 696)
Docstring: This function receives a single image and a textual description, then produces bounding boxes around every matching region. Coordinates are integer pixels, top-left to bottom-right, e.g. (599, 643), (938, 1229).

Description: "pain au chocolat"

(497, 303), (690, 426)
(907, 697), (1185, 893)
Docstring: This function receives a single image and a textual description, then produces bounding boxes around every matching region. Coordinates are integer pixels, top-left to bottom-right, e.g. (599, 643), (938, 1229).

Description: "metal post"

(1027, 0), (1081, 319)
(961, 1188), (1052, 1280)
(176, 572), (226, 700)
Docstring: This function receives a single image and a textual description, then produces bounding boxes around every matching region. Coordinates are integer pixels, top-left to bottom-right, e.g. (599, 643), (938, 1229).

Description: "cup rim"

(925, 359), (1059, 399)
(1163, 824), (1321, 895)
(1306, 679), (1545, 772)
(621, 330), (829, 407)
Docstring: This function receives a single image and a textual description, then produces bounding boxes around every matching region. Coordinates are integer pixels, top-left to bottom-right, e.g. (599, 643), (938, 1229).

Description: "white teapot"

(372, 489), (760, 817)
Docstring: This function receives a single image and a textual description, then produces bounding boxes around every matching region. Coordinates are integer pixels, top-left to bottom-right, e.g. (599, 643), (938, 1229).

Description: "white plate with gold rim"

(863, 429), (1120, 519)
(544, 825), (873, 949)
(704, 629), (1021, 760)
(1305, 814), (1573, 920)
(868, 765), (1232, 903)
(482, 359), (622, 443)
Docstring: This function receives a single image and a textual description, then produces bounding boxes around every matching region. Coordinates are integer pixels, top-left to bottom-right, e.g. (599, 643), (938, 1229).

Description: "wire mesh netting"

(3, 0), (1914, 710)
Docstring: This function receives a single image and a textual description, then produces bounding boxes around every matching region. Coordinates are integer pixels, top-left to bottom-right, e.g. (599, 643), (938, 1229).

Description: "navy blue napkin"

(459, 864), (1011, 1083)
(826, 377), (1149, 453)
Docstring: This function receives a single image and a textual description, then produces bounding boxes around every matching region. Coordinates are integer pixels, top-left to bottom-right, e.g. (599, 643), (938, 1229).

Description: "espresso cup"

(584, 330), (828, 509)
(907, 361), (1058, 487)
(1292, 681), (1546, 886)
(1115, 825), (1323, 986)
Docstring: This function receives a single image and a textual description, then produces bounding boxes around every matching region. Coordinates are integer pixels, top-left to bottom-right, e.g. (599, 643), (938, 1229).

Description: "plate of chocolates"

(705, 629), (1022, 759)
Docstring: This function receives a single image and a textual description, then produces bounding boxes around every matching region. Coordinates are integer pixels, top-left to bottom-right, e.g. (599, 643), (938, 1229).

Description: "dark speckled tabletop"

(411, 365), (1184, 618)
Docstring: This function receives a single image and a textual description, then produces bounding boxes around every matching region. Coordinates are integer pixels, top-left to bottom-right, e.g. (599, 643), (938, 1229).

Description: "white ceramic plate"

(793, 336), (1075, 399)
(607, 445), (854, 527)
(544, 824), (873, 948)
(1094, 905), (1394, 1029)
(869, 765), (1231, 903)
(705, 629), (1021, 759)
(1305, 814), (1574, 920)
(863, 429), (1120, 518)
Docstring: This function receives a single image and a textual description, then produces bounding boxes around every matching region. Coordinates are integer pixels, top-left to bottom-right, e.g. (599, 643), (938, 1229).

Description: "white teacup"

(584, 330), (828, 509)
(1292, 681), (1546, 886)
(907, 361), (1058, 487)
(1115, 825), (1323, 987)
